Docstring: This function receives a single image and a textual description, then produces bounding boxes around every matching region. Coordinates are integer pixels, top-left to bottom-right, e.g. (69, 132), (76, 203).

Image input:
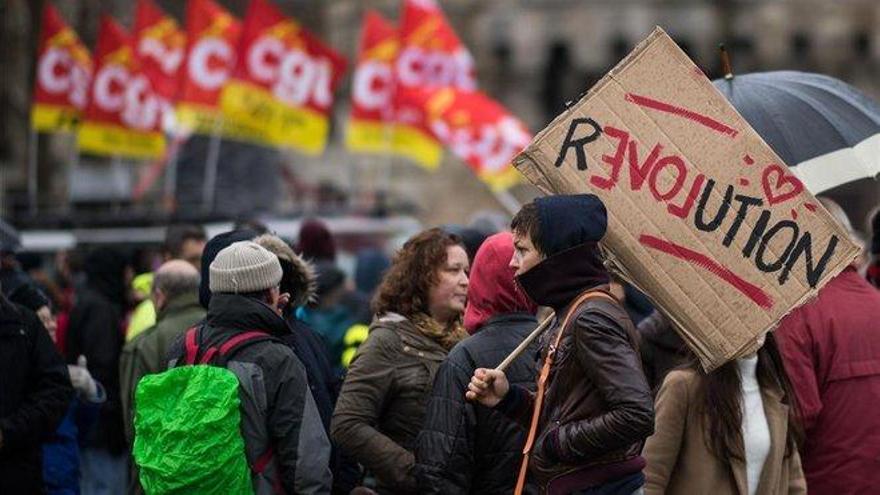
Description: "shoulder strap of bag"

(183, 325), (202, 365)
(199, 330), (275, 366)
(514, 289), (618, 495)
(183, 325), (275, 366)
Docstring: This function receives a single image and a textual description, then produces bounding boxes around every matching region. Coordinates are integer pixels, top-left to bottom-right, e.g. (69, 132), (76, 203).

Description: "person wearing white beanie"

(166, 240), (333, 493)
(208, 241), (292, 315)
(210, 241), (283, 295)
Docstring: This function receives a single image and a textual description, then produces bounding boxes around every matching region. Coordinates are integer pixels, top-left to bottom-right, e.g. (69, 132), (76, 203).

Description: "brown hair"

(510, 202), (544, 255)
(372, 228), (463, 318)
(690, 333), (803, 462)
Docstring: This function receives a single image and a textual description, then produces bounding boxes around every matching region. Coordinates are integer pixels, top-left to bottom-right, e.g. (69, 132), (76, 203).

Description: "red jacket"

(775, 267), (880, 494)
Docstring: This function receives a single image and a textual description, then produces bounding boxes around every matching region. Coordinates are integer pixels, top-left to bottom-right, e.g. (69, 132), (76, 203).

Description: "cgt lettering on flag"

(77, 15), (165, 159)
(220, 0), (346, 155)
(31, 4), (92, 132)
(176, 0), (241, 135)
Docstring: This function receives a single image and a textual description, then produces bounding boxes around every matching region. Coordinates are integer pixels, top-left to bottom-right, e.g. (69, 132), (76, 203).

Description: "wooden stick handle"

(495, 313), (555, 373)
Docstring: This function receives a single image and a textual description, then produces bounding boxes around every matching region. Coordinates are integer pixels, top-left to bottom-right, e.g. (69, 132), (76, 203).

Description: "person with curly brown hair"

(331, 228), (470, 494)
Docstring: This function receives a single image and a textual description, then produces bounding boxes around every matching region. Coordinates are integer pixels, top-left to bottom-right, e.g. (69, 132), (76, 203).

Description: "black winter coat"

(282, 315), (360, 495)
(0, 295), (74, 493)
(416, 313), (540, 495)
(637, 310), (688, 392)
(65, 287), (126, 454)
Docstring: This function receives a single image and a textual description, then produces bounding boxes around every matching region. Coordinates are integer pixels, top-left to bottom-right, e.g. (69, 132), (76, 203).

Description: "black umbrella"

(713, 71), (880, 193)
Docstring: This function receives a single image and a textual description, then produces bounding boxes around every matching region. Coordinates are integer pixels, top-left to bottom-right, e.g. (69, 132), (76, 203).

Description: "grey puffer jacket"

(331, 313), (448, 494)
(168, 293), (332, 495)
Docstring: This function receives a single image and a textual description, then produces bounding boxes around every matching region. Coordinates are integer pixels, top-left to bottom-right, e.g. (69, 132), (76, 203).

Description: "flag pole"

(380, 67), (397, 203)
(202, 118), (222, 213)
(164, 135), (181, 212)
(380, 120), (393, 199)
(28, 129), (39, 215)
(495, 313), (554, 372)
(66, 141), (79, 214)
(112, 153), (124, 214)
(492, 187), (521, 216)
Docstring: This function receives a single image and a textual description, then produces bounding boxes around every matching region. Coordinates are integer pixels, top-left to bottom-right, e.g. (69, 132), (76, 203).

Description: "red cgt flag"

(396, 87), (528, 190)
(31, 3), (92, 132)
(346, 11), (397, 154)
(220, 0), (347, 155)
(133, 0), (186, 131)
(77, 15), (165, 159)
(396, 0), (476, 92)
(176, 0), (241, 135)
(389, 0), (479, 169)
(344, 10), (439, 168)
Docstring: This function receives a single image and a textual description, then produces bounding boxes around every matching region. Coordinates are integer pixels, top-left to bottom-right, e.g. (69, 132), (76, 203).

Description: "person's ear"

(152, 289), (167, 310)
(278, 292), (291, 309)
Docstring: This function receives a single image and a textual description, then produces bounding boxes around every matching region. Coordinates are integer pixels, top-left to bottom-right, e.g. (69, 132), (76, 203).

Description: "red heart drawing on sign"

(761, 164), (804, 205)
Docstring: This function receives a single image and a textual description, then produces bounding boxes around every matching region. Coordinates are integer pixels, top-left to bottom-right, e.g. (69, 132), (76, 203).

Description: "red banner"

(77, 15), (165, 159)
(134, 0), (185, 133)
(385, 0), (479, 169)
(345, 11), (427, 167)
(397, 87), (528, 190)
(31, 4), (92, 132)
(349, 11), (397, 126)
(176, 0), (241, 134)
(220, 0), (347, 154)
(396, 0), (476, 92)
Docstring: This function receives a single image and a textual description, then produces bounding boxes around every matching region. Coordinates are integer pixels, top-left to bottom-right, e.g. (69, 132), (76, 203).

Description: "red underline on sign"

(638, 234), (773, 310)
(625, 93), (739, 138)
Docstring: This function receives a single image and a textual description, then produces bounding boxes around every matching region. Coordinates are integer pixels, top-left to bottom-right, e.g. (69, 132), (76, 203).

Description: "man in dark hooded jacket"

(416, 232), (538, 494)
(467, 195), (654, 495)
(167, 241), (332, 493)
(65, 247), (131, 494)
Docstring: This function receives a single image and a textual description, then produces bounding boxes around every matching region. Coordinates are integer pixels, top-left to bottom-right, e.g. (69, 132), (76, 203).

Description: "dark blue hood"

(535, 194), (607, 257)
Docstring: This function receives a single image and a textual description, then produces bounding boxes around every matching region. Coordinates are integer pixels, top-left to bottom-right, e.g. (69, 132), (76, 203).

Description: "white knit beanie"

(209, 241), (283, 294)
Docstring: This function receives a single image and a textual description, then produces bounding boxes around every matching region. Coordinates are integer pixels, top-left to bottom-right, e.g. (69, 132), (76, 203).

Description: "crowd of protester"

(1, 195), (879, 494)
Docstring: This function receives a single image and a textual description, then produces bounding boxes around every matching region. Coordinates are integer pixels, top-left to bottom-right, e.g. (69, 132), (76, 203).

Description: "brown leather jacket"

(499, 243), (655, 492)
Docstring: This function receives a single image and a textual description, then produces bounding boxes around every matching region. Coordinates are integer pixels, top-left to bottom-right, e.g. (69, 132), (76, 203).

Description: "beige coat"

(644, 369), (806, 495)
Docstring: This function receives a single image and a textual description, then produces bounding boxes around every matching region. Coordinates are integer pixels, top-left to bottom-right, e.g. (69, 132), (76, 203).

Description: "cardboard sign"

(513, 28), (860, 371)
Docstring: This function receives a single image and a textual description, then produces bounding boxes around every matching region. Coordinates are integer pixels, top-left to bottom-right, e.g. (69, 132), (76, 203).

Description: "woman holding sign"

(643, 333), (806, 494)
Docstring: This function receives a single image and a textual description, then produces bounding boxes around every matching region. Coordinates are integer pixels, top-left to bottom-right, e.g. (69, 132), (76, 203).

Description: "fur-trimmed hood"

(254, 234), (317, 308)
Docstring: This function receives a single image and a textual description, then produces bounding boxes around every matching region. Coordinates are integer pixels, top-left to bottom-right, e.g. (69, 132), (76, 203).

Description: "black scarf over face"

(516, 242), (609, 312)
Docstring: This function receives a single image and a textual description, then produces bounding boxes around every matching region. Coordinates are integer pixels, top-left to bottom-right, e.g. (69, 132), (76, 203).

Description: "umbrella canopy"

(713, 71), (880, 194)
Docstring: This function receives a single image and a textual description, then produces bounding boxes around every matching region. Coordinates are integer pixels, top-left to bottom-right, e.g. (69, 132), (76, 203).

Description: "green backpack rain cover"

(133, 365), (253, 495)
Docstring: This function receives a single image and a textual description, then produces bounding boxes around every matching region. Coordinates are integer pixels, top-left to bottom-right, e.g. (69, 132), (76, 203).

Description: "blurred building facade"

(3, 0), (880, 228)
